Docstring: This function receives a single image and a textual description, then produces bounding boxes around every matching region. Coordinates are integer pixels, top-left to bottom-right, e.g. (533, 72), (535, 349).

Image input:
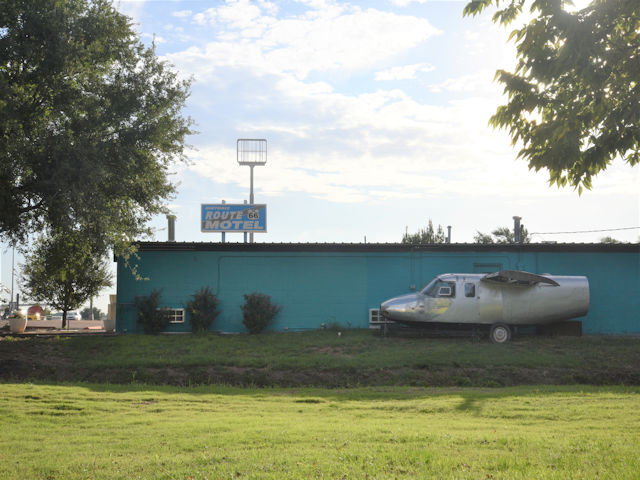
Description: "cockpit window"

(465, 283), (476, 298)
(420, 278), (438, 296)
(422, 278), (455, 298)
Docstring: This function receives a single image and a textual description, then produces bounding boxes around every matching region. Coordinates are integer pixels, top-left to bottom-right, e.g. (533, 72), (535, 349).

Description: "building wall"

(116, 243), (640, 334)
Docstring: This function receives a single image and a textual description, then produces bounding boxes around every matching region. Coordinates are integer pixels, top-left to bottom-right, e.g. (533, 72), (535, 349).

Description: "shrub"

(186, 286), (220, 333)
(134, 289), (169, 334)
(241, 292), (283, 334)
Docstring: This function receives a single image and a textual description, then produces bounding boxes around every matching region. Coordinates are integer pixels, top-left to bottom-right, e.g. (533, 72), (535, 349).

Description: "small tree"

(21, 229), (113, 329)
(186, 286), (220, 333)
(600, 236), (623, 244)
(134, 289), (169, 334)
(241, 293), (283, 334)
(402, 219), (447, 244)
(474, 226), (531, 244)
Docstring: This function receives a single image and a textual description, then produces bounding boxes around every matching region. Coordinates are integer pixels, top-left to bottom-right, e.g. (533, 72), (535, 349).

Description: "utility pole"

(10, 246), (14, 311)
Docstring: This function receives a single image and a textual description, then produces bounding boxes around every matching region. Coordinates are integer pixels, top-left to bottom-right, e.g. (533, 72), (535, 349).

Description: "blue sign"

(201, 204), (267, 232)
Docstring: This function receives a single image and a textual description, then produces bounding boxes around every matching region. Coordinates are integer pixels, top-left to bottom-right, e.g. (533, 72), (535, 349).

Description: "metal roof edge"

(120, 241), (640, 255)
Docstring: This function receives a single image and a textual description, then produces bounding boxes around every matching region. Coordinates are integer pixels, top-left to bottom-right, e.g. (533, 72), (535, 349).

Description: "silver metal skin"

(380, 270), (589, 327)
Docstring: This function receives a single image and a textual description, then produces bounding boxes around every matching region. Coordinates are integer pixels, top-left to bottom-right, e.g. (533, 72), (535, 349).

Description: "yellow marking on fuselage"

(431, 298), (452, 316)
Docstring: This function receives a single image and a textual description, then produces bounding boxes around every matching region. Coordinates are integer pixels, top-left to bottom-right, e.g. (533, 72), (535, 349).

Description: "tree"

(0, 0), (193, 256)
(600, 236), (622, 244)
(474, 226), (531, 244)
(463, 0), (639, 192)
(21, 229), (113, 329)
(402, 220), (447, 244)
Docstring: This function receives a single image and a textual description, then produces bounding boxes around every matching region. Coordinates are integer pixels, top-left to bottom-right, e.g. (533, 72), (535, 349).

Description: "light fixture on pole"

(237, 139), (267, 243)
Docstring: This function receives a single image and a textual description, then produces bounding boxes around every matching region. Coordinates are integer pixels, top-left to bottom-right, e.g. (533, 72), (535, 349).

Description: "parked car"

(49, 311), (81, 321)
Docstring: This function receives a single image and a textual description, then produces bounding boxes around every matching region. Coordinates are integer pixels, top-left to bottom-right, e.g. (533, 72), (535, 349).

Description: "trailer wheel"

(489, 324), (511, 344)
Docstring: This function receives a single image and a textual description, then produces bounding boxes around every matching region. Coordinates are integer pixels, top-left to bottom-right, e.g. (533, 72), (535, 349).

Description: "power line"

(530, 226), (639, 235)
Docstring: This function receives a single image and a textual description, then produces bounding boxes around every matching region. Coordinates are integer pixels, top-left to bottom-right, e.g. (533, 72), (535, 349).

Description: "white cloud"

(172, 9), (192, 18)
(166, 1), (638, 209)
(375, 62), (435, 81)
(142, 32), (166, 44)
(429, 71), (501, 94)
(390, 0), (426, 6)
(168, 3), (441, 81)
(183, 65), (556, 204)
(115, 0), (146, 24)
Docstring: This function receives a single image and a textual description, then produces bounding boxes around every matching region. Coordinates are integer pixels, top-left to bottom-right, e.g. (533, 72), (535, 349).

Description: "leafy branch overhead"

(464, 0), (639, 192)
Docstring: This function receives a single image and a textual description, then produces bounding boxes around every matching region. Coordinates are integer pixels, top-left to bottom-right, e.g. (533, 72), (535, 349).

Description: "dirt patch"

(2, 361), (639, 388)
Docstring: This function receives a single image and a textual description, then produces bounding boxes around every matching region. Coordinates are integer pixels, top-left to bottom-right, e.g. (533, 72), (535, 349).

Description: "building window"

(158, 308), (185, 323)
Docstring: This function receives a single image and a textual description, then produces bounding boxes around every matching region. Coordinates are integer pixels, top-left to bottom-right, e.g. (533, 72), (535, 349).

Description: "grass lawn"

(1, 383), (638, 479)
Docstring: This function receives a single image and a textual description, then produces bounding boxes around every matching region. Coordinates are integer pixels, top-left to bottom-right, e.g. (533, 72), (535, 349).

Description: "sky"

(2, 0), (639, 313)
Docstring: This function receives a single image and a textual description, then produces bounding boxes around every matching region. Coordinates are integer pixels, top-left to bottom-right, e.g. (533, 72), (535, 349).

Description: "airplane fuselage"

(380, 273), (589, 326)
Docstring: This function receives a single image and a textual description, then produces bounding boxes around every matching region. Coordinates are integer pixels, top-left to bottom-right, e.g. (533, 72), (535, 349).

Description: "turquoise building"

(116, 242), (640, 335)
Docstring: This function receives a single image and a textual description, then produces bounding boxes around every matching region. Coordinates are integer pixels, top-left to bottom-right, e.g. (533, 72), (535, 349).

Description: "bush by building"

(241, 292), (283, 334)
(134, 289), (169, 334)
(186, 286), (220, 333)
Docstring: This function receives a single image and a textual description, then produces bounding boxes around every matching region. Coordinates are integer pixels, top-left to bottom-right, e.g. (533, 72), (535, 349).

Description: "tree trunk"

(62, 311), (67, 330)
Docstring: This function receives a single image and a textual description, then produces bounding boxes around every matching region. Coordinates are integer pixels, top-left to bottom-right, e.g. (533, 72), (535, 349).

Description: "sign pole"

(221, 200), (226, 243)
(237, 139), (267, 244)
(244, 200), (248, 243)
(249, 166), (254, 243)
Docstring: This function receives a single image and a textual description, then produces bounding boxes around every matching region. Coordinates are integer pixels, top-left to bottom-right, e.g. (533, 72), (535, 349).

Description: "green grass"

(2, 330), (639, 386)
(1, 383), (639, 479)
(4, 329), (640, 370)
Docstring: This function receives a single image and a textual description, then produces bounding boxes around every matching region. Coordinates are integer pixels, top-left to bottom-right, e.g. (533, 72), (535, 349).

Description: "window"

(465, 283), (476, 298)
(158, 308), (185, 323)
(422, 278), (456, 298)
(438, 283), (455, 297)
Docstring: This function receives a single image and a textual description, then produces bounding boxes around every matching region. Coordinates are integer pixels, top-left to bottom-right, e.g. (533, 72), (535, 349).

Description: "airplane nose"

(379, 294), (417, 321)
(380, 298), (397, 315)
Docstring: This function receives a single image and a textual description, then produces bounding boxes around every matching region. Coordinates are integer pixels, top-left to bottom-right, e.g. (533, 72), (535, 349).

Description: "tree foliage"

(402, 220), (447, 244)
(464, 0), (639, 192)
(474, 226), (531, 244)
(599, 236), (622, 244)
(0, 0), (193, 255)
(21, 229), (113, 328)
